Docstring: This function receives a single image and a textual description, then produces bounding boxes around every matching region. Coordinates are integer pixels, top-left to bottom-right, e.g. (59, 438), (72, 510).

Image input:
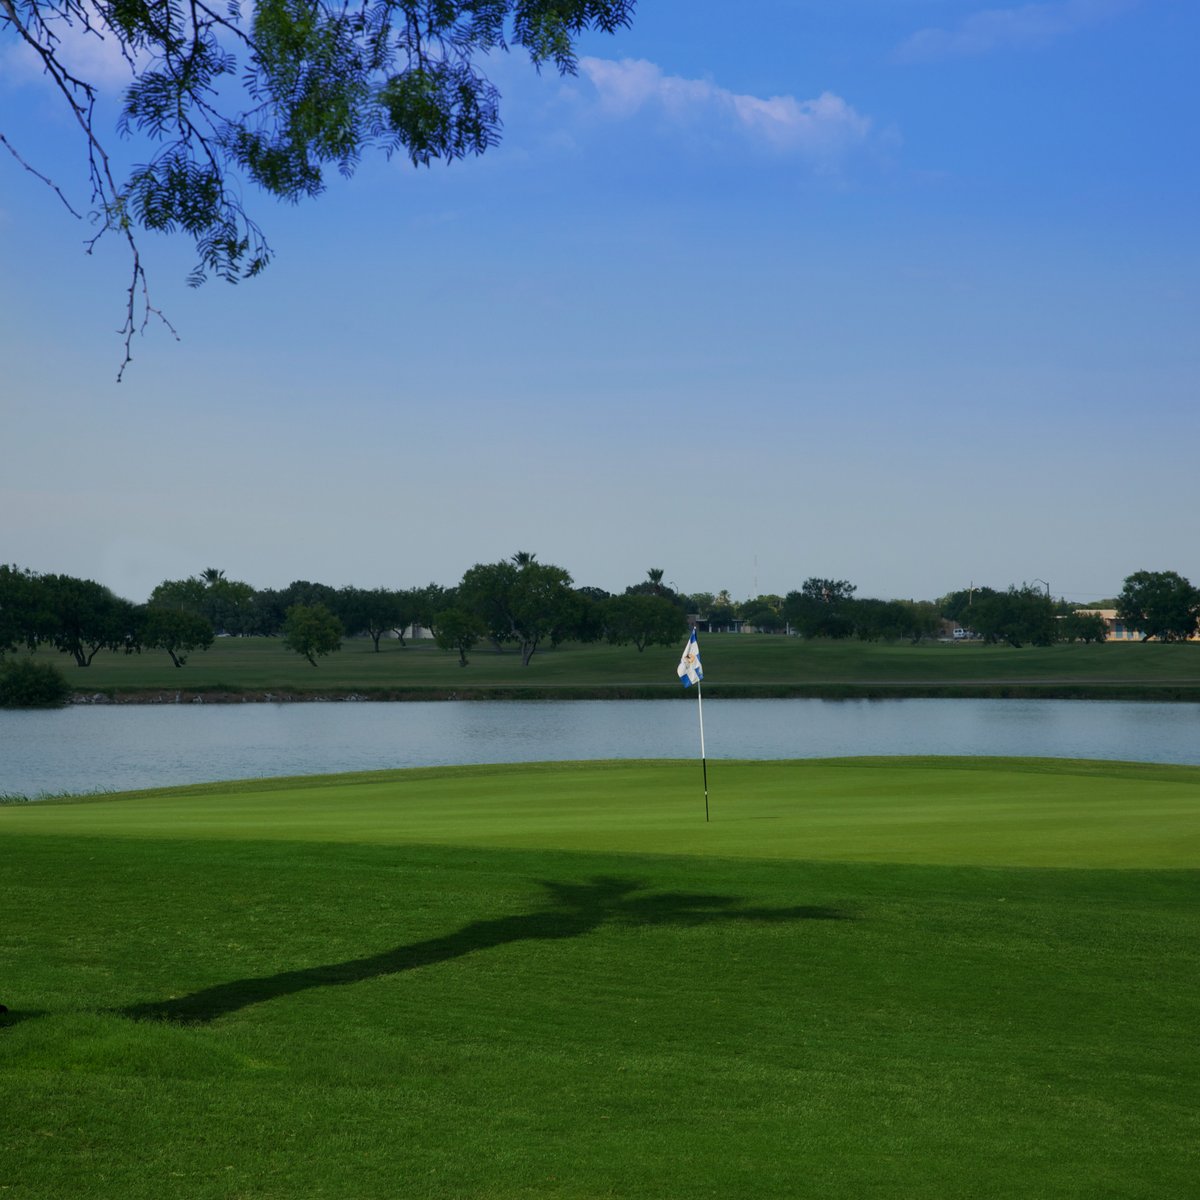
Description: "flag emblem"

(677, 629), (703, 687)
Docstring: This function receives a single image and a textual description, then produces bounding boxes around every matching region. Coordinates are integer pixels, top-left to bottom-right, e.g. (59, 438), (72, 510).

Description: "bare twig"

(115, 236), (180, 383)
(0, 132), (84, 218)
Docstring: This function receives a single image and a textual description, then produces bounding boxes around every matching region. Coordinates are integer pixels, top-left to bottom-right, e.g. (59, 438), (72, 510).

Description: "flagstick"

(696, 679), (709, 822)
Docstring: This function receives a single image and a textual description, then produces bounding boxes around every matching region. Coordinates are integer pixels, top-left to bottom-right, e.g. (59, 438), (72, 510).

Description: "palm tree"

(647, 567), (664, 594)
(511, 551), (537, 569)
(200, 567), (226, 588)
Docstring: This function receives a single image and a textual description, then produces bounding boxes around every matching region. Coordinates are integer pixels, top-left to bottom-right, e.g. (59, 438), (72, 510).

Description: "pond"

(3, 698), (1200, 799)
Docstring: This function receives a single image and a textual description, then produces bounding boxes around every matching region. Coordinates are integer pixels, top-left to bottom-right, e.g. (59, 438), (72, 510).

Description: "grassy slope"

(31, 634), (1200, 697)
(3, 759), (1198, 1199)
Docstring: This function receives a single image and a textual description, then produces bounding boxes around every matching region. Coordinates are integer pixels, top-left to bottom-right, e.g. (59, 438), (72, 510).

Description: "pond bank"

(68, 682), (1200, 704)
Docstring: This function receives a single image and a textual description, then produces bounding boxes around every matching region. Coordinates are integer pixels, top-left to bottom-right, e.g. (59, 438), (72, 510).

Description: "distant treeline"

(0, 558), (692, 671)
(3, 558), (1198, 676)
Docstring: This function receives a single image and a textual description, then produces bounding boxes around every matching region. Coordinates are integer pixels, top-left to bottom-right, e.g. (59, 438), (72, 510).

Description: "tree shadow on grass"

(122, 877), (849, 1026)
(0, 1008), (47, 1031)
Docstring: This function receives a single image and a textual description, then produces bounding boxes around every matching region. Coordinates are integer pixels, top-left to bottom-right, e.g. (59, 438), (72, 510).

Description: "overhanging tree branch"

(1, 0), (635, 375)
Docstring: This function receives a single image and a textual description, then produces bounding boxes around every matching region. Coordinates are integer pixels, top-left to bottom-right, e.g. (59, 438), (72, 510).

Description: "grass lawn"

(29, 633), (1200, 698)
(2, 758), (1198, 1198)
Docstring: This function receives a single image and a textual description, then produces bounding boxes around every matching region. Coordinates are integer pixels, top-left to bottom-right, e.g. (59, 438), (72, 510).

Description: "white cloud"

(578, 57), (872, 162)
(2, 6), (141, 92)
(896, 0), (1134, 63)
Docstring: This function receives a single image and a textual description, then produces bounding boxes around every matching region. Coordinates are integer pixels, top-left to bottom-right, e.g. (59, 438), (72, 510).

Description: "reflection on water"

(3, 698), (1200, 798)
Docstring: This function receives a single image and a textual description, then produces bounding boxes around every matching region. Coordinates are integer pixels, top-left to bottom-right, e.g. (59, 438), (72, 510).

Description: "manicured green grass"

(6, 758), (1200, 868)
(3, 759), (1198, 1198)
(31, 633), (1200, 698)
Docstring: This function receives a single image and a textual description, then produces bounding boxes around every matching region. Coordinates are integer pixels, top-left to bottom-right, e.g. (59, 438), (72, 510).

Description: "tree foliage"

(433, 606), (485, 666)
(969, 585), (1057, 648)
(458, 559), (520, 646)
(337, 586), (410, 651)
(280, 579), (340, 611)
(938, 587), (1000, 625)
(38, 574), (137, 666)
(513, 562), (580, 662)
(774, 584), (939, 643)
(1, 0), (635, 371)
(0, 564), (41, 654)
(151, 570), (255, 634)
(281, 601), (343, 665)
(701, 589), (738, 631)
(782, 578), (858, 640)
(0, 656), (72, 708)
(623, 569), (687, 610)
(894, 600), (941, 644)
(844, 597), (905, 642)
(1117, 570), (1200, 642)
(738, 595), (785, 634)
(140, 606), (215, 667)
(149, 576), (208, 614)
(1059, 611), (1109, 644)
(457, 553), (577, 665)
(571, 586), (610, 644)
(408, 583), (448, 640)
(603, 594), (687, 652)
(3, 565), (138, 663)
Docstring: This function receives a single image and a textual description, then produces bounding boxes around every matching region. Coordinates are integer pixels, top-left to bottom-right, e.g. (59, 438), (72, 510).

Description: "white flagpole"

(677, 629), (708, 822)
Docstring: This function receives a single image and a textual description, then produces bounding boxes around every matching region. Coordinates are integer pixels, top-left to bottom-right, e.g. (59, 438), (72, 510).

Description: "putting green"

(5, 756), (1198, 868)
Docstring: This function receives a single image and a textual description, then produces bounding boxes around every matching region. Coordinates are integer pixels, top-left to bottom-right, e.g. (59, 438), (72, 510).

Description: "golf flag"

(677, 628), (703, 687)
(677, 627), (709, 820)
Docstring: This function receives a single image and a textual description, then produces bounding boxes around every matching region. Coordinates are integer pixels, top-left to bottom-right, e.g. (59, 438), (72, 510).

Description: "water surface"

(4, 698), (1199, 799)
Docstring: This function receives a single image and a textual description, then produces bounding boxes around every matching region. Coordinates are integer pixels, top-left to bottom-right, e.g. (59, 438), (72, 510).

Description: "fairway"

(27, 633), (1200, 700)
(3, 758), (1198, 1198)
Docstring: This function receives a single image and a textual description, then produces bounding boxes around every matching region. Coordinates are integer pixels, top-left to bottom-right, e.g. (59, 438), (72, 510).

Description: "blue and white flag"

(677, 628), (703, 687)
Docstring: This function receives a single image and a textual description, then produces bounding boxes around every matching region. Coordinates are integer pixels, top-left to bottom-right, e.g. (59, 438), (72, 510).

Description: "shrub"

(0, 657), (73, 708)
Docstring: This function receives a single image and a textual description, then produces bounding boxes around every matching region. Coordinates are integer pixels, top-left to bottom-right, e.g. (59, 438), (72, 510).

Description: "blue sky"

(2, 0), (1197, 604)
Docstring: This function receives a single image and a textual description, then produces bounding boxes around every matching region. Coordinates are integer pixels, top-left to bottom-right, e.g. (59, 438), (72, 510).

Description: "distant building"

(1074, 609), (1200, 642)
(1073, 609), (1145, 642)
(697, 616), (744, 634)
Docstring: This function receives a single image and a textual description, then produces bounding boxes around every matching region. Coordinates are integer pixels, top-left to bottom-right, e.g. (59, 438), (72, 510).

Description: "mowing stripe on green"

(4, 756), (1198, 868)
